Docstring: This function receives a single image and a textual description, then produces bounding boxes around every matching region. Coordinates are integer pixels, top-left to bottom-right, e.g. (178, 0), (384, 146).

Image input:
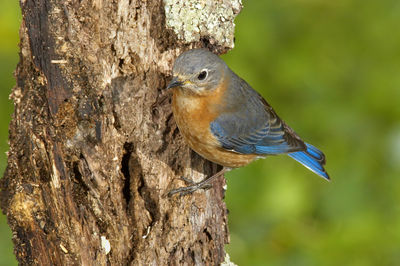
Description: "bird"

(166, 48), (329, 196)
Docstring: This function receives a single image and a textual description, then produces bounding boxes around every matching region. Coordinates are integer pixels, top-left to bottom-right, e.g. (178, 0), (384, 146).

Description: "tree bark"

(1, 0), (241, 265)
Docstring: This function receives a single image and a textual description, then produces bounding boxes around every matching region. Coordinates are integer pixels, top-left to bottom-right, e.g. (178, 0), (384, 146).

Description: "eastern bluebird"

(167, 48), (329, 196)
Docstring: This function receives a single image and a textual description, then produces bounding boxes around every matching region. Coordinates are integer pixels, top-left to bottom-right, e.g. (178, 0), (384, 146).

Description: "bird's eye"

(197, 70), (208, 80)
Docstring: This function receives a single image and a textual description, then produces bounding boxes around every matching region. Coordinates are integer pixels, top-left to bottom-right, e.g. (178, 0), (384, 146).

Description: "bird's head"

(167, 49), (227, 95)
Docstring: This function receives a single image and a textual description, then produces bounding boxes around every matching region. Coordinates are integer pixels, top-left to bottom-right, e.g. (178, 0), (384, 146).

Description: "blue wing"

(210, 114), (305, 154)
(210, 72), (329, 179)
(210, 76), (306, 155)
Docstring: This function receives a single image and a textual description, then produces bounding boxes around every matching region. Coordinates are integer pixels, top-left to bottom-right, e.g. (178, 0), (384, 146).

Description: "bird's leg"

(168, 167), (229, 197)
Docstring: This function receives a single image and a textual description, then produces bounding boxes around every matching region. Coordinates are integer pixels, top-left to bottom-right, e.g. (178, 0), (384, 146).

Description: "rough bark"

(0, 0), (241, 265)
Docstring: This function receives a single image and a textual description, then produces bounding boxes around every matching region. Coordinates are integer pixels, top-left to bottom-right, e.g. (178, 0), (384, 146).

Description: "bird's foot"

(168, 167), (228, 197)
(168, 177), (212, 197)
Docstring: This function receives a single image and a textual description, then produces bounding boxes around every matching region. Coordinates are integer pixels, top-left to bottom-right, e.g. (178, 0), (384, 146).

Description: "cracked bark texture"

(0, 0), (241, 265)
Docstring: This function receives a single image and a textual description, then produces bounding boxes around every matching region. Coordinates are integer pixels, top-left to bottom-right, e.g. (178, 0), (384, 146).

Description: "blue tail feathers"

(288, 143), (329, 180)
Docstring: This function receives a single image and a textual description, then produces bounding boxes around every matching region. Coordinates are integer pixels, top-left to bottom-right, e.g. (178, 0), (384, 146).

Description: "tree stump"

(0, 0), (241, 264)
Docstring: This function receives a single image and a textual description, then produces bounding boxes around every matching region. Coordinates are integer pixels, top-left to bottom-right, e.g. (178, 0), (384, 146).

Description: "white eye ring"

(197, 69), (208, 80)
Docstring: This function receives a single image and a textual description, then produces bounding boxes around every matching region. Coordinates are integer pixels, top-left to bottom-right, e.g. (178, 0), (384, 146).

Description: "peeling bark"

(1, 0), (241, 265)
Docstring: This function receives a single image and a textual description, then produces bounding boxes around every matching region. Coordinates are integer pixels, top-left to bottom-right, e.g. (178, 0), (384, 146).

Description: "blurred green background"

(1, 0), (400, 265)
(223, 0), (400, 265)
(0, 0), (20, 264)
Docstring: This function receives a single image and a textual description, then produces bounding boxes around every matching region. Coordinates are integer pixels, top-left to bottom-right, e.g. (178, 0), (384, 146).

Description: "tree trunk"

(0, 0), (241, 265)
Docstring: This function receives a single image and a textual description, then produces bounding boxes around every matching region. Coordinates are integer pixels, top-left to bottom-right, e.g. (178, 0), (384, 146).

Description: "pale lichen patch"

(101, 236), (111, 254)
(10, 187), (45, 228)
(163, 0), (242, 48)
(221, 253), (237, 266)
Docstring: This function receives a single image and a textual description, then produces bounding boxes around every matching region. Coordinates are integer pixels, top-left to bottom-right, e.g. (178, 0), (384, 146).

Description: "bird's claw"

(168, 178), (213, 197)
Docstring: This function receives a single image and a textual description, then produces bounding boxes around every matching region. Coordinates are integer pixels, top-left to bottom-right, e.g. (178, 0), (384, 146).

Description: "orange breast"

(172, 85), (257, 168)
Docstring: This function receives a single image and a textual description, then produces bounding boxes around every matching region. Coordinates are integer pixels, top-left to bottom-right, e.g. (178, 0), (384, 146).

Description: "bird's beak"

(166, 76), (183, 90)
